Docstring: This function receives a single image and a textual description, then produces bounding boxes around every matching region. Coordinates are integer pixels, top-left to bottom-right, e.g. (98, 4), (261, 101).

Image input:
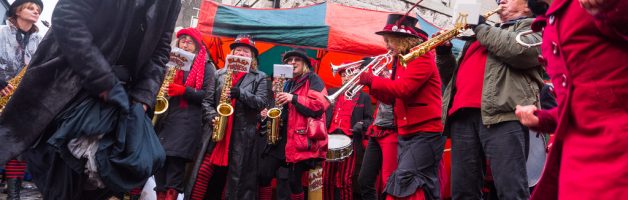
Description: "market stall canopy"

(197, 0), (463, 89)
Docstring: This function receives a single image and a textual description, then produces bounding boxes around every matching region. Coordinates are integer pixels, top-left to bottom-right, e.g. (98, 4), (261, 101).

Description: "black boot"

(6, 178), (21, 200)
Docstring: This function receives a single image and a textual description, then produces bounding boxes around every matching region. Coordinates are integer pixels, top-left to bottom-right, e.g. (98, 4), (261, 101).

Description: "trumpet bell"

(154, 97), (169, 115)
(267, 108), (282, 119)
(217, 103), (234, 116)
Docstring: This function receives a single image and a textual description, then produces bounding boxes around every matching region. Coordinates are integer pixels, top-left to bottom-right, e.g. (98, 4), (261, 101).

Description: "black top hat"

(230, 34), (259, 58)
(6, 0), (43, 18)
(283, 48), (313, 70)
(375, 14), (428, 41)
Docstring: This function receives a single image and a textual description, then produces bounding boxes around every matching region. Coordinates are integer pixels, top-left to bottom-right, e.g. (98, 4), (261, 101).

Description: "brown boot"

(165, 188), (178, 200)
(156, 190), (167, 200)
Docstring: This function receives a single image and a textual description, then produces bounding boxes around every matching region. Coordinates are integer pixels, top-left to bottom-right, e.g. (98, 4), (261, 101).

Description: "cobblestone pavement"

(0, 181), (43, 200)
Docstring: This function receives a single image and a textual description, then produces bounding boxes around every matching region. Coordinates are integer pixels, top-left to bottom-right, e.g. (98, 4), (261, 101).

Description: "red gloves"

(358, 70), (375, 87)
(167, 83), (186, 97)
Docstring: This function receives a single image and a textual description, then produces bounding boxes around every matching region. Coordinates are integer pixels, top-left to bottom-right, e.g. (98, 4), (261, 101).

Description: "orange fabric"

(325, 3), (389, 55)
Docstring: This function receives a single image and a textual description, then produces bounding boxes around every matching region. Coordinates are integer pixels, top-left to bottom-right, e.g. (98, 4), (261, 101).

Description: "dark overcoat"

(201, 67), (269, 200)
(156, 62), (216, 160)
(0, 0), (181, 164)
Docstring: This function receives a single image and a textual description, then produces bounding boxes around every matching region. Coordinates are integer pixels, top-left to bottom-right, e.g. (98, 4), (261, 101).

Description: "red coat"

(369, 52), (443, 135)
(284, 72), (330, 163)
(531, 0), (628, 199)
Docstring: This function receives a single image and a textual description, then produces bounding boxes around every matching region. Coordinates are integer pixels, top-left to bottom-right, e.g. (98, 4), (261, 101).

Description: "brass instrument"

(326, 51), (393, 103)
(400, 7), (502, 65)
(516, 30), (542, 48)
(0, 66), (27, 112)
(266, 76), (287, 145)
(211, 69), (235, 142)
(152, 66), (178, 124)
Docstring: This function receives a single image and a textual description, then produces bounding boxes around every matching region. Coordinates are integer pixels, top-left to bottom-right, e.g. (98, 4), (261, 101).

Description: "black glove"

(352, 122), (366, 134)
(0, 79), (8, 89)
(435, 42), (453, 55)
(469, 16), (487, 31)
(104, 83), (130, 113)
(230, 87), (240, 99)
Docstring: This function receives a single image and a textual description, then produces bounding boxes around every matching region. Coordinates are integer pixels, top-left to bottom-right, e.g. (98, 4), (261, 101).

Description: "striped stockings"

(4, 159), (26, 179)
(322, 152), (357, 200)
(190, 153), (215, 200)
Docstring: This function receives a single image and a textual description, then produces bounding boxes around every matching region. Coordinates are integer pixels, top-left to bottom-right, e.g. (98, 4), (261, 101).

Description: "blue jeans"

(450, 109), (529, 200)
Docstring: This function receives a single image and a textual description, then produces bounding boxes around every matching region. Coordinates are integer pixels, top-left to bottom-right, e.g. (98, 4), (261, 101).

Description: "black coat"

(201, 67), (269, 200)
(156, 62), (216, 160)
(0, 0), (181, 164)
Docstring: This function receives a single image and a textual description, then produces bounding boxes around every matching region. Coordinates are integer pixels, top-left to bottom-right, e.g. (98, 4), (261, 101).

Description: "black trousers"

(154, 156), (188, 192)
(450, 109), (529, 200)
(358, 138), (381, 200)
(259, 155), (316, 195)
(258, 154), (291, 200)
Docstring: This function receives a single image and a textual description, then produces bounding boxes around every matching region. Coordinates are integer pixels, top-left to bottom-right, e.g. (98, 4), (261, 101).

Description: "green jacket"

(438, 18), (544, 134)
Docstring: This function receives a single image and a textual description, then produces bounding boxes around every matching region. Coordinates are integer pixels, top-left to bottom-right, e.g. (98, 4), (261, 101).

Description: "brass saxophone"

(400, 7), (501, 65)
(152, 67), (178, 124)
(211, 69), (235, 142)
(266, 77), (287, 145)
(0, 66), (27, 112)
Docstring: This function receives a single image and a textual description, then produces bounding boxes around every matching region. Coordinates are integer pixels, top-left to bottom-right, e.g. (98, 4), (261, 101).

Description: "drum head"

(328, 134), (352, 149)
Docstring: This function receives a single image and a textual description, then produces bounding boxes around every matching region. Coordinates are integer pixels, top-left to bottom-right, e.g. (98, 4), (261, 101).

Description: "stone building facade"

(176, 0), (499, 31)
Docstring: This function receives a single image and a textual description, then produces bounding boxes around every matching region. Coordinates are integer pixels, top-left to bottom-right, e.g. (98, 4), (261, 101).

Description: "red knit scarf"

(173, 47), (207, 107)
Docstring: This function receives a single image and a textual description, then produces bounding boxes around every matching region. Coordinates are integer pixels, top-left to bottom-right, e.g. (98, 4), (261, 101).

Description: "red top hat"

(375, 14), (428, 41)
(230, 34), (259, 58)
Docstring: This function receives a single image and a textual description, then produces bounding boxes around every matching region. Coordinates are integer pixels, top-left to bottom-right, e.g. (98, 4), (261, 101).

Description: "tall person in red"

(323, 65), (373, 200)
(357, 14), (445, 200)
(515, 0), (628, 199)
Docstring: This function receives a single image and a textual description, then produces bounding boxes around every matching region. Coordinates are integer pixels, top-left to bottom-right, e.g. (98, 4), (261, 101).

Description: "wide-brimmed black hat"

(6, 0), (43, 18)
(283, 48), (313, 70)
(229, 34), (259, 58)
(375, 14), (428, 41)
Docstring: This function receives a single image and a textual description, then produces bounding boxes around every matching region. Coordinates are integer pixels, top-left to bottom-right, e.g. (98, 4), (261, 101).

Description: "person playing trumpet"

(436, 0), (544, 199)
(357, 13), (446, 200)
(322, 60), (373, 200)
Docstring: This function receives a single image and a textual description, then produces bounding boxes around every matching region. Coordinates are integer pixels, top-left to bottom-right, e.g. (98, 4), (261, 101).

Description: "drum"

(326, 134), (353, 162)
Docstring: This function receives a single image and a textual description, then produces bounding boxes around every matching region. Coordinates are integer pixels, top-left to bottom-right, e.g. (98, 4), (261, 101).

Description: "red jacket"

(284, 72), (330, 163)
(369, 52), (443, 135)
(531, 0), (628, 199)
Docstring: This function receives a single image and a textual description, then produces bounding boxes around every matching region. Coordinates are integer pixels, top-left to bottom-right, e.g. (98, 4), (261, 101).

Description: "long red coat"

(369, 52), (443, 136)
(531, 0), (628, 199)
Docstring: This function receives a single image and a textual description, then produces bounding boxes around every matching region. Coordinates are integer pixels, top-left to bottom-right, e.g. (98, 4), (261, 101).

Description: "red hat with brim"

(229, 34), (259, 58)
(375, 14), (428, 41)
(176, 28), (205, 48)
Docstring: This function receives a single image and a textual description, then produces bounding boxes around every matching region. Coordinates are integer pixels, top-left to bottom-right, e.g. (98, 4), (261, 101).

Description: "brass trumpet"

(516, 30), (542, 48)
(326, 51), (393, 103)
(400, 7), (502, 65)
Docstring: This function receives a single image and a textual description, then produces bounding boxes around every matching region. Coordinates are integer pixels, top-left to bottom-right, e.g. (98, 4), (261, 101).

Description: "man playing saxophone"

(322, 61), (373, 200)
(192, 34), (269, 200)
(436, 0), (544, 199)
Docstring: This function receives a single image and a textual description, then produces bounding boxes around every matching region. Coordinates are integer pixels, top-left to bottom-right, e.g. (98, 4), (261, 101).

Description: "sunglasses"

(284, 57), (303, 64)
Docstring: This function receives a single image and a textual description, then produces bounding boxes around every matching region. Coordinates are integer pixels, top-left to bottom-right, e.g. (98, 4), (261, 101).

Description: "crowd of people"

(0, 0), (625, 200)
